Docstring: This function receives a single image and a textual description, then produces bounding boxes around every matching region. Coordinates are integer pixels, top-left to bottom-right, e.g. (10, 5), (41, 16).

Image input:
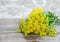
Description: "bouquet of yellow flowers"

(18, 7), (58, 36)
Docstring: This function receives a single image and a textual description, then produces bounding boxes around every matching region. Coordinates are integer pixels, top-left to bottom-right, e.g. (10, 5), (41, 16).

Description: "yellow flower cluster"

(18, 7), (56, 36)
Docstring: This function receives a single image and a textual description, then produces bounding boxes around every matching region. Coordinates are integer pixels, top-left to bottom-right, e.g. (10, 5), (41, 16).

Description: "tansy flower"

(40, 31), (43, 36)
(34, 31), (39, 35)
(44, 24), (48, 26)
(33, 22), (38, 26)
(31, 17), (35, 21)
(40, 24), (46, 29)
(24, 32), (28, 35)
(42, 32), (46, 36)
(18, 7), (56, 36)
(28, 17), (32, 21)
(20, 19), (26, 25)
(38, 18), (42, 22)
(32, 7), (37, 12)
(28, 13), (33, 17)
(27, 30), (30, 33)
(37, 8), (42, 13)
(35, 15), (41, 20)
(22, 29), (25, 32)
(30, 29), (33, 32)
(26, 24), (30, 27)
(40, 17), (44, 22)
(34, 20), (38, 23)
(32, 26), (36, 31)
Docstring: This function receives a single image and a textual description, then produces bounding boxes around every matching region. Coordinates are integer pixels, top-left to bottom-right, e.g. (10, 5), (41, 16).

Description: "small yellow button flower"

(30, 29), (33, 32)
(20, 19), (26, 25)
(18, 7), (56, 36)
(22, 29), (25, 32)
(37, 8), (42, 13)
(36, 25), (40, 29)
(24, 32), (28, 35)
(31, 17), (35, 21)
(36, 15), (40, 20)
(20, 19), (24, 22)
(40, 31), (43, 36)
(42, 32), (46, 36)
(33, 27), (36, 31)
(28, 17), (31, 20)
(32, 7), (37, 12)
(45, 24), (48, 26)
(27, 30), (30, 33)
(34, 31), (39, 35)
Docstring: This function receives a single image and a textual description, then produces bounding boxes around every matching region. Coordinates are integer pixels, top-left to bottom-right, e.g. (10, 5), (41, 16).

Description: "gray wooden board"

(0, 19), (60, 42)
(0, 0), (60, 42)
(0, 19), (60, 33)
(0, 33), (60, 42)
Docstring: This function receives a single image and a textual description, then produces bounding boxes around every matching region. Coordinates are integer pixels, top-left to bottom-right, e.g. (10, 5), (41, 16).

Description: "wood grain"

(0, 32), (60, 42)
(0, 19), (60, 42)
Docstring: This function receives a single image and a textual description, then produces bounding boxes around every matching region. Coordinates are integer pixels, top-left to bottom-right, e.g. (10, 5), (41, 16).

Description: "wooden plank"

(0, 25), (60, 33)
(0, 33), (26, 42)
(0, 18), (20, 33)
(0, 19), (60, 33)
(55, 25), (60, 32)
(0, 25), (18, 33)
(0, 18), (20, 25)
(0, 19), (60, 42)
(0, 33), (60, 42)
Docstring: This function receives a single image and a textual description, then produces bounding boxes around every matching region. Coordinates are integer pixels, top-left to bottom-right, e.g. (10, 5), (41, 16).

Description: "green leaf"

(45, 11), (58, 25)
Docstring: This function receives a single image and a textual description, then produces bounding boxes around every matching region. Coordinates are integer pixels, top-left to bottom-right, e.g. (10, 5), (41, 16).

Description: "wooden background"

(0, 19), (60, 42)
(0, 0), (60, 42)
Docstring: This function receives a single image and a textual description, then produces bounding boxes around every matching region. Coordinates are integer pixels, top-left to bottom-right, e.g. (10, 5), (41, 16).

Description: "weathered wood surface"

(0, 19), (60, 42)
(0, 32), (60, 42)
(0, 0), (60, 42)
